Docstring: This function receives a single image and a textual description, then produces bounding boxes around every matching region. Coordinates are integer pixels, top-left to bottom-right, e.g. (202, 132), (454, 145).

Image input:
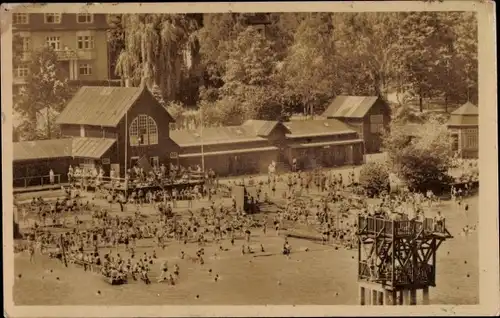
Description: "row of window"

(13, 13), (93, 25)
(46, 35), (95, 50)
(451, 129), (478, 151)
(15, 63), (92, 78)
(19, 34), (95, 53)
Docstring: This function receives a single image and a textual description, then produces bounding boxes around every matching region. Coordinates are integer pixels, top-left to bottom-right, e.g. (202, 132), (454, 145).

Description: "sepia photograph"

(2, 2), (498, 317)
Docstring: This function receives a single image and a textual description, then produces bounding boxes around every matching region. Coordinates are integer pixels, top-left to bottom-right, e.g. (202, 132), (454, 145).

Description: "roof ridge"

(56, 85), (145, 127)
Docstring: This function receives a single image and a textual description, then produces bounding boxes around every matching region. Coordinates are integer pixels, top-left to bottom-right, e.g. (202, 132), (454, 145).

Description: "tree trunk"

(444, 94), (448, 113)
(419, 95), (423, 113)
(46, 107), (51, 139)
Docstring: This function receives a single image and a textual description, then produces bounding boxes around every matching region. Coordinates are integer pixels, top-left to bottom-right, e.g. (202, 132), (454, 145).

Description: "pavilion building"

(446, 102), (479, 159)
(12, 86), (373, 188)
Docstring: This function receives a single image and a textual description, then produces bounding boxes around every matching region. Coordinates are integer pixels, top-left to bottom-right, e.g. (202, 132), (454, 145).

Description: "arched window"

(129, 114), (158, 146)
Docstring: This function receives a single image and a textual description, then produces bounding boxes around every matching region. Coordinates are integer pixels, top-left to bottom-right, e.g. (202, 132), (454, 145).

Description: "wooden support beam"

(403, 290), (410, 305)
(422, 287), (430, 305)
(372, 289), (377, 305)
(359, 286), (366, 305)
(410, 289), (417, 305)
(378, 291), (384, 305)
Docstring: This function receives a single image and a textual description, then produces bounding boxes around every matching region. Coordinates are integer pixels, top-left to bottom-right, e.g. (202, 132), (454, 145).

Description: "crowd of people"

(66, 163), (217, 191)
(16, 159), (476, 288)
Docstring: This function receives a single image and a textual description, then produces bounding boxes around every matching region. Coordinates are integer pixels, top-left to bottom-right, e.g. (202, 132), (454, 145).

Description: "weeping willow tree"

(114, 14), (201, 101)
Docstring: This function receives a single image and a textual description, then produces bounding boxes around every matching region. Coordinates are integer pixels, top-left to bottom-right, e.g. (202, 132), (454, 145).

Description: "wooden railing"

(13, 174), (62, 188)
(358, 216), (448, 237)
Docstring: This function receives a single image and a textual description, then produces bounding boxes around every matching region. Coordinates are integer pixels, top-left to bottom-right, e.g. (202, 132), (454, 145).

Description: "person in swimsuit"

(29, 243), (35, 264)
(157, 260), (169, 282)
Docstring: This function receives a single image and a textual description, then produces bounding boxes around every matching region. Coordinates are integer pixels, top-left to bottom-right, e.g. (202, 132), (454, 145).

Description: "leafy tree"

(444, 12), (478, 107)
(165, 101), (185, 123)
(333, 12), (400, 98)
(150, 83), (167, 108)
(199, 99), (241, 127)
(113, 14), (201, 102)
(393, 12), (457, 112)
(383, 115), (453, 193)
(198, 13), (245, 89)
(14, 46), (72, 140)
(106, 14), (126, 80)
(359, 161), (390, 197)
(280, 13), (336, 117)
(265, 13), (306, 60)
(217, 27), (283, 123)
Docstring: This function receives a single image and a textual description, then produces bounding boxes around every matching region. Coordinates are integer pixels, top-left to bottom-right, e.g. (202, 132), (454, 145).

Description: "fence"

(13, 174), (62, 188)
(358, 216), (448, 237)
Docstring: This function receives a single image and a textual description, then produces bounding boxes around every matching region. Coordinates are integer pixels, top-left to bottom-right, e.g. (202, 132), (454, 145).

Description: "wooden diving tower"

(356, 215), (452, 305)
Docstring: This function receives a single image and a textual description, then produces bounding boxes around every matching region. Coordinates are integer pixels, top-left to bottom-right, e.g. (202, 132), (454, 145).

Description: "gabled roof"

(241, 120), (290, 137)
(14, 137), (116, 162)
(323, 95), (380, 118)
(170, 126), (266, 147)
(451, 102), (478, 116)
(56, 85), (170, 127)
(447, 102), (478, 126)
(283, 119), (356, 138)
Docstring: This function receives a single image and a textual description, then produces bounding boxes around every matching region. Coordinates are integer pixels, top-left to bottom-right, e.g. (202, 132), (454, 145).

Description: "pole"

(46, 107), (51, 139)
(60, 234), (67, 267)
(124, 108), (128, 196)
(200, 106), (205, 172)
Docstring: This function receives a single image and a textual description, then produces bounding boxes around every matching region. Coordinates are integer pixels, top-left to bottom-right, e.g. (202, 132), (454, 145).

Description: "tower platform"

(356, 215), (452, 306)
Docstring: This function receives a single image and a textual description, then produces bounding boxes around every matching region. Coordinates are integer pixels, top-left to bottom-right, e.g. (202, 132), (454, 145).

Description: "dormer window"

(44, 13), (62, 24)
(77, 13), (93, 24)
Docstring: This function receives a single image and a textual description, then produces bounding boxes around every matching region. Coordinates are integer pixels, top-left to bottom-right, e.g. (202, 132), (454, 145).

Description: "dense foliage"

(358, 161), (391, 197)
(382, 116), (454, 193)
(13, 12), (478, 135)
(13, 46), (73, 140)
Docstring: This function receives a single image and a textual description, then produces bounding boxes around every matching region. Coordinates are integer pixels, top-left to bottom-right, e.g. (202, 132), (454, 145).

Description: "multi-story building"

(243, 13), (272, 36)
(12, 12), (111, 86)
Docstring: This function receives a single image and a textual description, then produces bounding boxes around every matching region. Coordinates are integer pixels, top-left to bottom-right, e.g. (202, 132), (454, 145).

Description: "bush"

(397, 147), (454, 193)
(359, 161), (390, 197)
(383, 115), (454, 195)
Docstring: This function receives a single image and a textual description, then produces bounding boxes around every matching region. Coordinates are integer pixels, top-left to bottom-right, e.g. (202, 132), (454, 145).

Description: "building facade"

(283, 119), (365, 170)
(446, 102), (479, 159)
(13, 137), (117, 187)
(55, 85), (177, 177)
(323, 96), (391, 154)
(12, 12), (111, 86)
(171, 119), (365, 176)
(13, 86), (371, 187)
